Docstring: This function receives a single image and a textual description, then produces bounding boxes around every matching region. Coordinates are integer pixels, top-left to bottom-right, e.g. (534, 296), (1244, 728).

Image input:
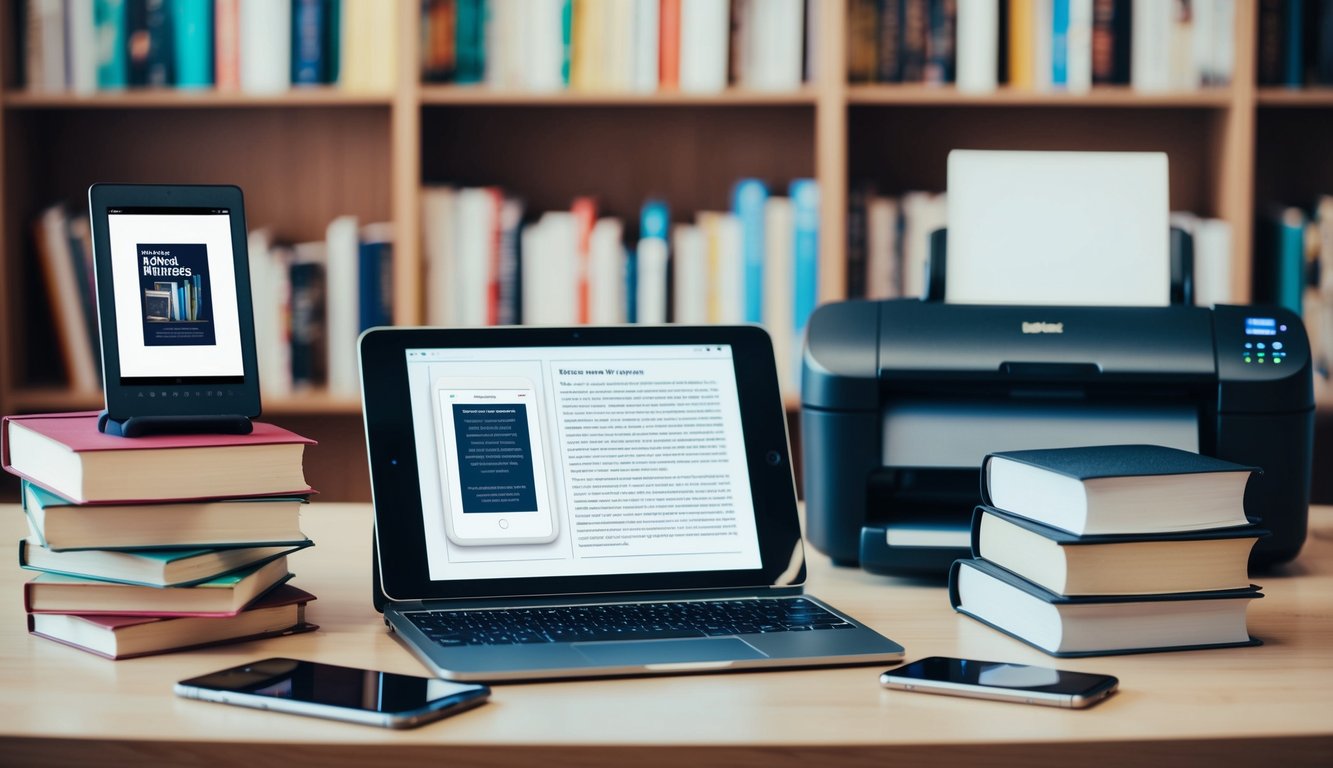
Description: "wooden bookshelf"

(2, 0), (1331, 503)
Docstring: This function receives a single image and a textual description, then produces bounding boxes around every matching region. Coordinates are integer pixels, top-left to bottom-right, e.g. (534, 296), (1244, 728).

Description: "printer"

(800, 299), (1313, 577)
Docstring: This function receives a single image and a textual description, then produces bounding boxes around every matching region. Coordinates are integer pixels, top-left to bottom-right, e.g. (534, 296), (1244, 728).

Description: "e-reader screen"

(105, 206), (245, 385)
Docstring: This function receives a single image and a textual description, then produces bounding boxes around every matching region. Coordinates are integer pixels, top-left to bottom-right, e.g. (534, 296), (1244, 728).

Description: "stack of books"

(2, 411), (319, 660)
(950, 444), (1266, 657)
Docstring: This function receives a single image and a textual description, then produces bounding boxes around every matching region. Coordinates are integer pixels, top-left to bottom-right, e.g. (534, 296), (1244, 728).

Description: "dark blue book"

(1319, 0), (1333, 84)
(1282, 0), (1305, 87)
(971, 505), (1265, 597)
(949, 558), (1262, 657)
(126, 0), (174, 87)
(291, 0), (329, 85)
(982, 444), (1257, 536)
(357, 236), (393, 332)
(288, 260), (327, 388)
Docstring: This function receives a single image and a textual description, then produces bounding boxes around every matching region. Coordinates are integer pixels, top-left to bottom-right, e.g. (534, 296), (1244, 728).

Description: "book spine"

(1282, 0), (1305, 87)
(1319, 0), (1333, 85)
(1065, 0), (1092, 92)
(497, 198), (524, 326)
(214, 0), (240, 89)
(955, 0), (997, 92)
(94, 0), (129, 89)
(731, 179), (768, 324)
(422, 185), (458, 326)
(636, 200), (670, 324)
(845, 184), (868, 300)
(1276, 206), (1307, 315)
(67, 0), (98, 93)
(876, 0), (901, 83)
(324, 215), (359, 396)
(924, 0), (956, 85)
(762, 196), (794, 391)
(672, 223), (706, 324)
(1130, 0), (1169, 91)
(1008, 0), (1034, 88)
(589, 218), (626, 324)
(239, 0), (290, 93)
(1051, 0), (1069, 87)
(171, 0), (212, 87)
(899, 0), (927, 82)
(562, 0), (574, 86)
(288, 259), (327, 389)
(679, 0), (729, 92)
(791, 179), (819, 360)
(847, 0), (876, 83)
(572, 196), (598, 324)
(1090, 0), (1114, 83)
(1258, 0), (1282, 85)
(357, 238), (389, 332)
(658, 0), (680, 88)
(291, 0), (325, 85)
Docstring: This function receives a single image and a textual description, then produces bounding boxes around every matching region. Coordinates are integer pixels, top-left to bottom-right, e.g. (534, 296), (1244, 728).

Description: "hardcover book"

(971, 505), (1265, 596)
(21, 481), (309, 551)
(20, 537), (312, 588)
(25, 556), (292, 617)
(982, 444), (1256, 536)
(2, 412), (314, 505)
(949, 558), (1262, 657)
(28, 584), (317, 660)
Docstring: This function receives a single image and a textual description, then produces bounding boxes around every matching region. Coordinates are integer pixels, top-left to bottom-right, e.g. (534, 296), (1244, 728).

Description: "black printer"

(801, 300), (1313, 577)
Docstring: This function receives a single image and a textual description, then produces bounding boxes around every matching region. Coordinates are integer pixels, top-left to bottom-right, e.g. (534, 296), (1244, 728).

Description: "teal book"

(561, 0), (572, 85)
(790, 179), (820, 344)
(949, 558), (1262, 657)
(456, 0), (486, 83)
(1274, 206), (1307, 315)
(731, 179), (768, 324)
(20, 537), (313, 588)
(172, 0), (213, 87)
(95, 0), (129, 89)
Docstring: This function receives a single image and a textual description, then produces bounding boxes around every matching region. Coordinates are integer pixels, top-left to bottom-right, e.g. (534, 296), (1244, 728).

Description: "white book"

(635, 236), (669, 324)
(866, 195), (900, 300)
(239, 0), (290, 93)
(672, 223), (707, 324)
(455, 188), (499, 327)
(803, 0), (819, 84)
(589, 218), (627, 324)
(900, 191), (947, 301)
(606, 0), (636, 91)
(1131, 0), (1172, 92)
(746, 0), (803, 91)
(679, 0), (730, 93)
(717, 214), (745, 324)
(496, 198), (524, 326)
(67, 0), (97, 94)
(1065, 0), (1093, 94)
(955, 0), (998, 94)
(1209, 0), (1235, 86)
(523, 212), (579, 325)
(1170, 0), (1198, 89)
(762, 197), (794, 393)
(632, 0), (661, 92)
(30, 0), (66, 91)
(1192, 218), (1233, 308)
(1031, 0), (1052, 91)
(247, 228), (291, 397)
(422, 185), (459, 326)
(324, 215), (360, 397)
(524, 0), (566, 91)
(486, 0), (523, 88)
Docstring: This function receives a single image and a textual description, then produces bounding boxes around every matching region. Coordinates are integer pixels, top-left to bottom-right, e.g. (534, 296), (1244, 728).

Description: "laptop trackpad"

(573, 637), (767, 667)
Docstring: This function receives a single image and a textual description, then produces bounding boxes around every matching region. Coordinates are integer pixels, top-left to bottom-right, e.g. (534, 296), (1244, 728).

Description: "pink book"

(3, 411), (315, 504)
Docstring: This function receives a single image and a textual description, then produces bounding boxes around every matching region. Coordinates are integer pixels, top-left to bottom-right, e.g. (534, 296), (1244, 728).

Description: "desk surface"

(2, 503), (1331, 767)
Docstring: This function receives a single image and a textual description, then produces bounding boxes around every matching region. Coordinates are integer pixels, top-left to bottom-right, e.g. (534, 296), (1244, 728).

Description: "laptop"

(360, 325), (904, 681)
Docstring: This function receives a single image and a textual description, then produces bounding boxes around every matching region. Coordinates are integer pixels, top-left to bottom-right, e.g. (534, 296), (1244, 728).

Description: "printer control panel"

(1240, 317), (1291, 366)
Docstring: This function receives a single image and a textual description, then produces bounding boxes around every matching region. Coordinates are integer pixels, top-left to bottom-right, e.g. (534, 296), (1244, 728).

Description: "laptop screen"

(405, 344), (764, 582)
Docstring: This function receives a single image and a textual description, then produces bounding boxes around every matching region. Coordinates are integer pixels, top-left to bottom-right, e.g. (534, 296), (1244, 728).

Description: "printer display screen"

(1243, 317), (1290, 365)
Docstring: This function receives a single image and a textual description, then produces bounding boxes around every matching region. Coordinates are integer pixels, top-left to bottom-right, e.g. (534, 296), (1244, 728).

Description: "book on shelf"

(21, 481), (309, 551)
(20, 537), (313, 588)
(949, 557), (1262, 657)
(28, 583), (317, 660)
(32, 204), (101, 393)
(420, 0), (808, 92)
(982, 444), (1255, 537)
(762, 195), (795, 393)
(971, 505), (1265, 597)
(2, 412), (314, 505)
(635, 200), (671, 325)
(849, 0), (1231, 90)
(24, 555), (293, 616)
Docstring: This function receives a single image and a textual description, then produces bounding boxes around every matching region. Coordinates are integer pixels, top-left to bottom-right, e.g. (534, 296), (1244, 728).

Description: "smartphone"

(432, 376), (558, 546)
(175, 658), (491, 728)
(879, 656), (1118, 708)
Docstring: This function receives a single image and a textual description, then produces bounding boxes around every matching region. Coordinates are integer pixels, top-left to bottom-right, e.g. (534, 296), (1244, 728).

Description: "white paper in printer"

(945, 150), (1171, 306)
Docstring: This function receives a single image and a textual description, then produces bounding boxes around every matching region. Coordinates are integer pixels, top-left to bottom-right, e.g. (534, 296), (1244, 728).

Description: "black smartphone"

(175, 657), (490, 728)
(879, 656), (1118, 708)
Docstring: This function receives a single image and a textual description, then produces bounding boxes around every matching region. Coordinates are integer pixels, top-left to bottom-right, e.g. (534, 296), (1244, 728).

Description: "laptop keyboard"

(405, 597), (855, 647)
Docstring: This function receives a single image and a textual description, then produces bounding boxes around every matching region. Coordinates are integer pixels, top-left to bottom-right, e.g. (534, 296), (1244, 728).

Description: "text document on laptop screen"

(405, 344), (763, 581)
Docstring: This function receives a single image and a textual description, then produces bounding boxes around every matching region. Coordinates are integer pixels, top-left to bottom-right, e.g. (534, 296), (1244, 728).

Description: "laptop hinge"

(387, 585), (805, 612)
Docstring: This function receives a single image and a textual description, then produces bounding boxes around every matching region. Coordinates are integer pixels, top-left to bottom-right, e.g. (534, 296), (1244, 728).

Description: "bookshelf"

(0, 1), (1329, 502)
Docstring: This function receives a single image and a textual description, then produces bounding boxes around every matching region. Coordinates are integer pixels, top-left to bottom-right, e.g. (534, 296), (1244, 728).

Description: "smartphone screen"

(176, 658), (490, 727)
(880, 657), (1118, 707)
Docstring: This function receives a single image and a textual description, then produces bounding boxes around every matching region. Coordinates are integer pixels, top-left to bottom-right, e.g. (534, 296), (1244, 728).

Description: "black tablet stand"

(97, 411), (254, 438)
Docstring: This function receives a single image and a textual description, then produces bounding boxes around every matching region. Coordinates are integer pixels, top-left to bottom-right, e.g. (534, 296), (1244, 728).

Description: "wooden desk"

(2, 504), (1331, 767)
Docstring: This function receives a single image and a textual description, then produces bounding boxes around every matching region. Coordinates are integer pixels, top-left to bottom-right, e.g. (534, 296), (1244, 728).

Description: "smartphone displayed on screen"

(879, 657), (1118, 708)
(431, 376), (558, 546)
(175, 658), (490, 728)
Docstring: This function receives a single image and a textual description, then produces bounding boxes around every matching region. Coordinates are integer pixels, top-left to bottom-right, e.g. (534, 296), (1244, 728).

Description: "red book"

(571, 197), (598, 324)
(2, 411), (314, 504)
(214, 0), (240, 90)
(659, 0), (681, 89)
(486, 188), (505, 326)
(28, 584), (317, 660)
